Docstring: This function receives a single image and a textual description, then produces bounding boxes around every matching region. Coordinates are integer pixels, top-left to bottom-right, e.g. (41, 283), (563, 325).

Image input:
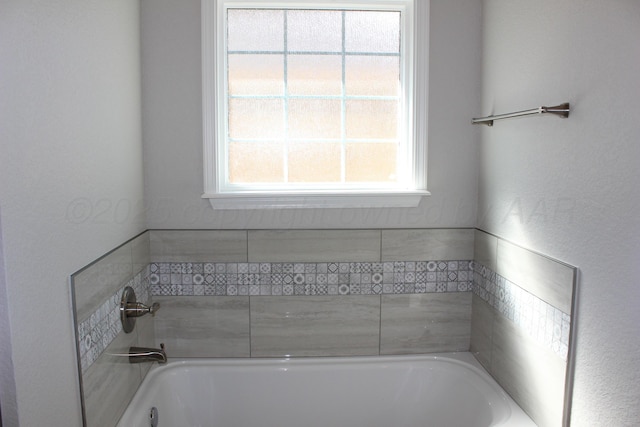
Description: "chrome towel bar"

(472, 102), (570, 126)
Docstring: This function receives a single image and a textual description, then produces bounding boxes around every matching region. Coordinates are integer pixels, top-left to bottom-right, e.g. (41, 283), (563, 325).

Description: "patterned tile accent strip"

(473, 262), (570, 361)
(77, 268), (150, 374)
(148, 260), (474, 297)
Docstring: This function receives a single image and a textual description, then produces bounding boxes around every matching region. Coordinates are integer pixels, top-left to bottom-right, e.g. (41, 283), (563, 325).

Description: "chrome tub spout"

(128, 343), (167, 364)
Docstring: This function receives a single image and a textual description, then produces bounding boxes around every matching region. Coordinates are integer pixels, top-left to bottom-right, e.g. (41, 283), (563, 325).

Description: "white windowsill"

(202, 190), (430, 210)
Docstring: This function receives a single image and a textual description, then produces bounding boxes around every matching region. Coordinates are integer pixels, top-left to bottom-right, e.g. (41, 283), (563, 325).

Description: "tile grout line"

(379, 230), (382, 355)
(245, 230), (249, 262)
(248, 294), (253, 358)
(378, 294), (383, 356)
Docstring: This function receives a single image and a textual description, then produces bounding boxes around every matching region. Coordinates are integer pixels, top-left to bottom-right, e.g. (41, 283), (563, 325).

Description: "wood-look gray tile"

(380, 293), (472, 355)
(153, 296), (250, 357)
(82, 330), (142, 427)
(473, 229), (497, 271)
(250, 295), (380, 357)
(491, 311), (566, 427)
(131, 231), (150, 276)
(150, 230), (247, 262)
(135, 313), (156, 379)
(73, 243), (133, 323)
(381, 229), (474, 261)
(496, 239), (575, 313)
(470, 293), (493, 370)
(248, 230), (381, 262)
(135, 312), (156, 349)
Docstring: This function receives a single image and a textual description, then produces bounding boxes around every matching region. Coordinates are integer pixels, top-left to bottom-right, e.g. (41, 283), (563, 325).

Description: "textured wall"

(0, 0), (145, 425)
(477, 1), (640, 425)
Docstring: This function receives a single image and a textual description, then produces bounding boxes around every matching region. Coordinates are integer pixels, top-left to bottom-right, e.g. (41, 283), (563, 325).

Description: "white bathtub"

(116, 353), (536, 427)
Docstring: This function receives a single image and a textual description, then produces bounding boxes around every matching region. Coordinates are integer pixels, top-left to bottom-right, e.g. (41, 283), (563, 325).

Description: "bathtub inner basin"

(116, 353), (536, 427)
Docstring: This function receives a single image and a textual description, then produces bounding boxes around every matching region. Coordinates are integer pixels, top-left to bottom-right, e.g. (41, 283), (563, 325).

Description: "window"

(203, 0), (429, 209)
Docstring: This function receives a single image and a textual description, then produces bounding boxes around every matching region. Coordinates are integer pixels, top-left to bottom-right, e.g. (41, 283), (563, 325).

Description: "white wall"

(141, 0), (482, 229)
(477, 1), (640, 425)
(0, 1), (145, 425)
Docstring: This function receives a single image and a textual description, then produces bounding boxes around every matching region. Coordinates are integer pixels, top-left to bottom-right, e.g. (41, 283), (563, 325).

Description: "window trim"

(202, 0), (430, 209)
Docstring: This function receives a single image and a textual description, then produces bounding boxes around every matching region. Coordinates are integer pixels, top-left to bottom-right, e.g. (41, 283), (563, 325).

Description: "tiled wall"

(471, 230), (577, 427)
(71, 228), (475, 426)
(71, 227), (577, 427)
(71, 231), (152, 427)
(149, 229), (475, 358)
(473, 263), (571, 361)
(76, 268), (149, 373)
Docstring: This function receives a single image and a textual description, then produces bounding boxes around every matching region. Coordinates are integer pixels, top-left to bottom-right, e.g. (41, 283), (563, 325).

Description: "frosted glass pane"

(229, 142), (284, 183)
(346, 56), (399, 96)
(345, 143), (397, 182)
(288, 55), (342, 96)
(288, 99), (341, 139)
(287, 10), (342, 52)
(346, 100), (398, 139)
(227, 10), (284, 51)
(229, 54), (284, 95)
(229, 99), (284, 139)
(288, 142), (341, 182)
(345, 11), (400, 53)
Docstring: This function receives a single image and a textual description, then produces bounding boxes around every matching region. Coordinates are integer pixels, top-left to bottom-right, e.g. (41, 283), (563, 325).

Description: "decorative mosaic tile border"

(473, 262), (570, 361)
(149, 260), (474, 296)
(77, 268), (150, 374)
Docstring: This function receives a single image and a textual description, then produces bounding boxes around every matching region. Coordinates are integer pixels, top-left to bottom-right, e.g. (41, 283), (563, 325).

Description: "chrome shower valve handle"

(123, 301), (160, 318)
(120, 286), (160, 333)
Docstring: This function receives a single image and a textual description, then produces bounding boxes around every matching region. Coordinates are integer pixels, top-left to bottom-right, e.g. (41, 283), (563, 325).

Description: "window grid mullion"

(229, 138), (398, 143)
(283, 10), (289, 184)
(229, 94), (399, 101)
(340, 11), (347, 184)
(228, 50), (400, 57)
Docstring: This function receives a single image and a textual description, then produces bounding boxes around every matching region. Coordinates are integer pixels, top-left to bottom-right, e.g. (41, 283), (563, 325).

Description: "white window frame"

(202, 0), (430, 209)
